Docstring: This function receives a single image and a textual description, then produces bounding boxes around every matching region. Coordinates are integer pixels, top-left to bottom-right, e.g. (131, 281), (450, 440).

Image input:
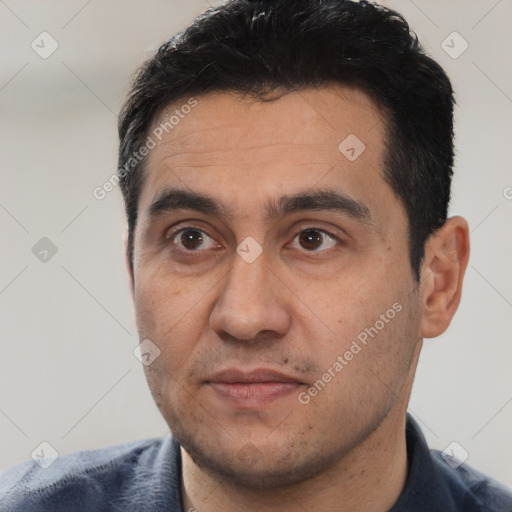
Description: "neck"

(181, 408), (409, 512)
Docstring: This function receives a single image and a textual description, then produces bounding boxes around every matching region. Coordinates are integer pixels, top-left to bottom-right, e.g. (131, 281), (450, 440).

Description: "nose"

(209, 249), (291, 343)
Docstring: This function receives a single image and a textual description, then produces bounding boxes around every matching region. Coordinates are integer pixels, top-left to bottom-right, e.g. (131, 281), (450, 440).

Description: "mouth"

(205, 368), (306, 407)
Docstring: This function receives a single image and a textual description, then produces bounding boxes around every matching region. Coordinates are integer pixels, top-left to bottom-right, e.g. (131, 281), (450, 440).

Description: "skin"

(127, 85), (470, 512)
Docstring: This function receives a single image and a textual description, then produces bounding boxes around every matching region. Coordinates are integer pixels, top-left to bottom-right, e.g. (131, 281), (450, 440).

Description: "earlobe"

(419, 216), (470, 339)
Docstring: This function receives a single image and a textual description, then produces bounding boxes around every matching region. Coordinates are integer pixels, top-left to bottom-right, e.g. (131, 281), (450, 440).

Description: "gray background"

(1, 0), (511, 487)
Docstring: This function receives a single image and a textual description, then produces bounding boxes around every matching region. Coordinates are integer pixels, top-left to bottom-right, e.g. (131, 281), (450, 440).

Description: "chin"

(188, 447), (331, 490)
(177, 426), (350, 490)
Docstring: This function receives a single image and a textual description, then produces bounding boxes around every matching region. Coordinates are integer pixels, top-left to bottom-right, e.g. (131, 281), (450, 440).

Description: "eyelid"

(289, 219), (348, 240)
(165, 224), (221, 252)
(287, 227), (342, 251)
(165, 219), (215, 240)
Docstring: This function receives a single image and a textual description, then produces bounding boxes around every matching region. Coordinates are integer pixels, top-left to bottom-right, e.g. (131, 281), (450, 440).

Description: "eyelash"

(165, 225), (343, 256)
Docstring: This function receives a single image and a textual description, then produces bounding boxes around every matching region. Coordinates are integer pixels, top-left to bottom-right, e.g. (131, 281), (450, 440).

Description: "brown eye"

(179, 229), (204, 250)
(294, 229), (338, 251)
(168, 228), (218, 252)
(299, 230), (322, 250)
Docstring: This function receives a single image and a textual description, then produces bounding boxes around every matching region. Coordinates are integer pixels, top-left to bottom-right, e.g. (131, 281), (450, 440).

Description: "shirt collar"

(389, 414), (457, 511)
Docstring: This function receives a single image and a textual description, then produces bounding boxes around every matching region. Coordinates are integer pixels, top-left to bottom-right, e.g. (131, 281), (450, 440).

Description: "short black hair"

(118, 0), (455, 281)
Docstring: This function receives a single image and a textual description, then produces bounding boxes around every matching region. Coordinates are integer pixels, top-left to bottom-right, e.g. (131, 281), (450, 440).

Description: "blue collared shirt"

(1, 416), (511, 511)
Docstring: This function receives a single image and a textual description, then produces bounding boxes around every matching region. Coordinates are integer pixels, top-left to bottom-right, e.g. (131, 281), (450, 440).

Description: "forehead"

(137, 85), (397, 228)
(149, 85), (383, 165)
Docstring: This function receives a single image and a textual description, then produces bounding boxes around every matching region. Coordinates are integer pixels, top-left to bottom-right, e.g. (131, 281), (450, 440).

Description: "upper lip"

(206, 368), (304, 384)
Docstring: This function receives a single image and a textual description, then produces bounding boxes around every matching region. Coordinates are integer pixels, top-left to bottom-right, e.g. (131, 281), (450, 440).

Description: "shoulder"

(394, 416), (512, 512)
(0, 436), (179, 512)
(430, 450), (512, 511)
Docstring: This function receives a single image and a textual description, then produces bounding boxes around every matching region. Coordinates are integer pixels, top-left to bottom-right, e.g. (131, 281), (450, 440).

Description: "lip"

(206, 368), (304, 384)
(205, 368), (305, 407)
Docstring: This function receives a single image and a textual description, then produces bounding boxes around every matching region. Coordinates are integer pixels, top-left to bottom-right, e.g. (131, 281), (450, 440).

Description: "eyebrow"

(148, 188), (372, 224)
(149, 189), (232, 219)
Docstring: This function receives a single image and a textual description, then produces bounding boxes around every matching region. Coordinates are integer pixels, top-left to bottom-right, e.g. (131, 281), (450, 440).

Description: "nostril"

(216, 329), (285, 346)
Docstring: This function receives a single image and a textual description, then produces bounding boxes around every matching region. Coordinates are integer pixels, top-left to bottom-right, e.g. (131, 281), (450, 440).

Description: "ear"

(123, 229), (135, 303)
(419, 216), (470, 339)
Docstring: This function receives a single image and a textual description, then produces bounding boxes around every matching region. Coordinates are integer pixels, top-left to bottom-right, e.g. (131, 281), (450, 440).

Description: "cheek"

(300, 271), (391, 345)
(300, 265), (417, 390)
(134, 253), (206, 329)
(133, 264), (211, 372)
(299, 302), (418, 442)
(142, 357), (199, 432)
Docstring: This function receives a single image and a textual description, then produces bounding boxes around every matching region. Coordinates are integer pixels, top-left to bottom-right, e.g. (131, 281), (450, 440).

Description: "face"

(131, 86), (423, 488)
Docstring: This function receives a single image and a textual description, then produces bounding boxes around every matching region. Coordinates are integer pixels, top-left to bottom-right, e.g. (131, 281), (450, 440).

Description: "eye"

(290, 229), (339, 252)
(167, 228), (219, 252)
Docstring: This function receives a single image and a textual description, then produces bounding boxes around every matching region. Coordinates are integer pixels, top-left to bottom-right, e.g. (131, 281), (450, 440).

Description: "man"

(1, 0), (511, 510)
